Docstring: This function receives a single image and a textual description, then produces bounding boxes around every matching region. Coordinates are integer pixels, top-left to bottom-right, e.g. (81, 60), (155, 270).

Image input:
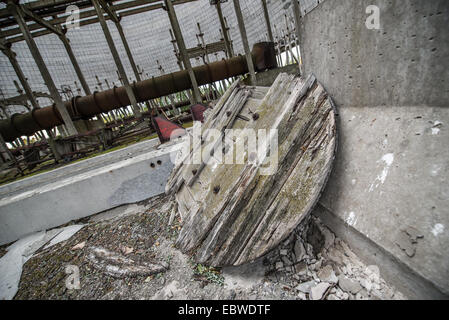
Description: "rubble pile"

(261, 216), (405, 300)
(3, 194), (406, 300)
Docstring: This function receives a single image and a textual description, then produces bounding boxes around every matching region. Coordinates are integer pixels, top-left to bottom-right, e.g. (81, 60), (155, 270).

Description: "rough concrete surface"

(300, 0), (449, 297)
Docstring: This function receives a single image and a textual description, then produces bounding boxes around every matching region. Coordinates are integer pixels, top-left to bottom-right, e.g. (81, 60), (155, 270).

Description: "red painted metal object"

(152, 116), (186, 143)
(190, 103), (209, 123)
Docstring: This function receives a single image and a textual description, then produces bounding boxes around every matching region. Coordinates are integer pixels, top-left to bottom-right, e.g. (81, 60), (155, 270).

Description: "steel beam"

(215, 1), (233, 58)
(291, 0), (304, 75)
(1, 0), (199, 42)
(165, 0), (202, 103)
(7, 1), (78, 136)
(1, 45), (40, 110)
(261, 0), (273, 42)
(232, 0), (257, 85)
(20, 4), (64, 37)
(1, 42), (61, 160)
(59, 32), (91, 95)
(92, 0), (141, 117)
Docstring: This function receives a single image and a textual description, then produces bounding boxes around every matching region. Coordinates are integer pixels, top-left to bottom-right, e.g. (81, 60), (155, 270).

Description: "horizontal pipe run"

(0, 42), (276, 142)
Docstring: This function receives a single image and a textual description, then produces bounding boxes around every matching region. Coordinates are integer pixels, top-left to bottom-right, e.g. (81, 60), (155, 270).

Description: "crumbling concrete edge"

(313, 203), (448, 300)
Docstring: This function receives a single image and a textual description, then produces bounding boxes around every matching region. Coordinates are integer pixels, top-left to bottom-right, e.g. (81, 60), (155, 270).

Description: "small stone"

(360, 279), (372, 292)
(338, 275), (362, 294)
(297, 292), (307, 300)
(310, 282), (331, 300)
(280, 249), (288, 256)
(320, 226), (336, 249)
(318, 265), (338, 284)
(281, 256), (292, 266)
(71, 241), (86, 250)
(295, 261), (308, 276)
(275, 261), (284, 270)
(366, 265), (381, 284)
(294, 239), (306, 262)
(295, 280), (316, 294)
(166, 290), (173, 299)
(355, 292), (366, 300)
(327, 294), (340, 300)
(120, 246), (133, 255)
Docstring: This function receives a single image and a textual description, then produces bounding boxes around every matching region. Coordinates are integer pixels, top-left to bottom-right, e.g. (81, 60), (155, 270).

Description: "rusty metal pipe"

(0, 42), (276, 142)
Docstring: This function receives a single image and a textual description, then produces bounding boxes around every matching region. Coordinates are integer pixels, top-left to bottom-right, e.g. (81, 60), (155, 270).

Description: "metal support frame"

(291, 0), (304, 75)
(0, 0), (200, 43)
(232, 0), (257, 85)
(59, 31), (91, 95)
(1, 41), (61, 160)
(101, 0), (152, 111)
(1, 43), (40, 110)
(215, 1), (234, 58)
(261, 0), (273, 42)
(92, 0), (142, 117)
(165, 0), (202, 103)
(0, 132), (14, 163)
(7, 1), (78, 136)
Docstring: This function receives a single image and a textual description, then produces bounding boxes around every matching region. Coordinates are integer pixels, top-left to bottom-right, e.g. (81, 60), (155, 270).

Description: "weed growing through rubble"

(193, 264), (225, 286)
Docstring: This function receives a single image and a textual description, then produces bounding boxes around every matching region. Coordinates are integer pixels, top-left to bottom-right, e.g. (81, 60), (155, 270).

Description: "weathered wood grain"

(166, 73), (337, 267)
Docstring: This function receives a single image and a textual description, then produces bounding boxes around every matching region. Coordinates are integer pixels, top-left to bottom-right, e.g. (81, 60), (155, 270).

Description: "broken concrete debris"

(338, 275), (362, 294)
(295, 280), (316, 294)
(5, 193), (405, 300)
(317, 265), (338, 284)
(263, 216), (405, 300)
(310, 282), (331, 300)
(166, 73), (337, 267)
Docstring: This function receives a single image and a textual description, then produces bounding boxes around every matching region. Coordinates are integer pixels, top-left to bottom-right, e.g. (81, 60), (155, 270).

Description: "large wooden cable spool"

(166, 73), (338, 267)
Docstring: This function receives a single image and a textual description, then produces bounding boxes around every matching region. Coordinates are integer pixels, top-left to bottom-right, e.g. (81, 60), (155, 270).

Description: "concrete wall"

(299, 0), (449, 298)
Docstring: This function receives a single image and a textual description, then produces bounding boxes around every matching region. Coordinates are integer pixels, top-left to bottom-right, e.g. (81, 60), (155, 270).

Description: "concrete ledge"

(0, 142), (179, 245)
(0, 138), (160, 199)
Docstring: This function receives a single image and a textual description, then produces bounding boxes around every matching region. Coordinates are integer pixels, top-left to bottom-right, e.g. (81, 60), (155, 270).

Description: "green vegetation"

(193, 264), (225, 286)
